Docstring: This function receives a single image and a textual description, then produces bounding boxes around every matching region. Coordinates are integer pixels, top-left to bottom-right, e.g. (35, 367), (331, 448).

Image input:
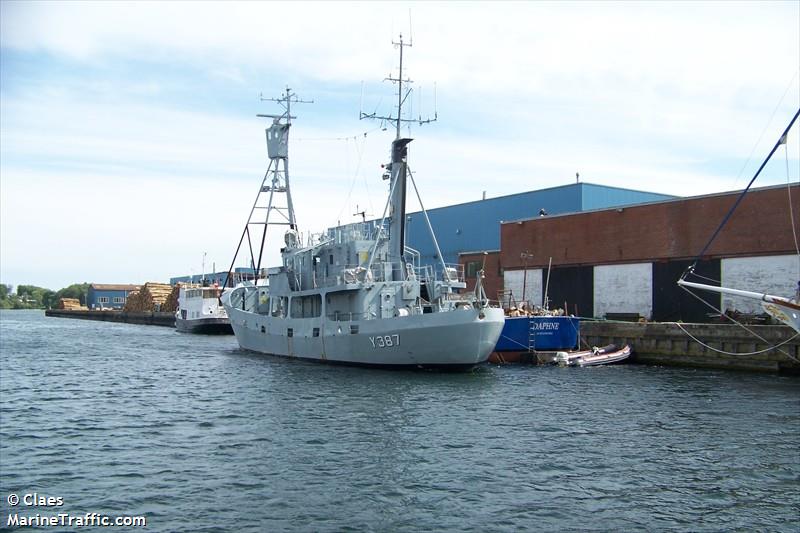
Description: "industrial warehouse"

(460, 183), (799, 323)
(168, 180), (798, 325)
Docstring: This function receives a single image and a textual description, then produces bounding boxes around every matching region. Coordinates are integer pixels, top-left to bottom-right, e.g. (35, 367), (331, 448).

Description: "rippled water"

(1, 310), (798, 532)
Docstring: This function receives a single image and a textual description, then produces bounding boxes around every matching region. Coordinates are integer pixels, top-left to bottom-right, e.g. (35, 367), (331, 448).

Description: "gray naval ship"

(222, 37), (505, 369)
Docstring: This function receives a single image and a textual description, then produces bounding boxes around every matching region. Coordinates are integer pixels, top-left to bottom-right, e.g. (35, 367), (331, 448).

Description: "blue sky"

(1, 1), (798, 290)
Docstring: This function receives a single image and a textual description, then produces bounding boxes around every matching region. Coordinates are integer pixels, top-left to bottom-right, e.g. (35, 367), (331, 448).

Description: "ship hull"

(224, 305), (505, 370)
(175, 316), (233, 335)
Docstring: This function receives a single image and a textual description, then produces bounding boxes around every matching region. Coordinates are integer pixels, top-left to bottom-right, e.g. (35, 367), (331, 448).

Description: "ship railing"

(341, 261), (413, 284)
(412, 264), (435, 285)
(314, 264), (368, 287)
(228, 283), (258, 311)
(223, 270), (257, 288)
(327, 311), (372, 322)
(306, 231), (332, 248)
(328, 261), (406, 284)
(403, 246), (421, 272)
(394, 263), (464, 285)
(437, 263), (465, 283)
(327, 222), (385, 244)
(317, 260), (440, 287)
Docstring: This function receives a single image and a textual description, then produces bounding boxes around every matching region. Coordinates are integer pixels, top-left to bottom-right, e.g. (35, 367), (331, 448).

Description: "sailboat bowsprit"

(221, 38), (505, 369)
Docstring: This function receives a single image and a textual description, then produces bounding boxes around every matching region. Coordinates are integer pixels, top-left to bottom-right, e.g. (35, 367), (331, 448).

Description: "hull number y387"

(369, 334), (400, 348)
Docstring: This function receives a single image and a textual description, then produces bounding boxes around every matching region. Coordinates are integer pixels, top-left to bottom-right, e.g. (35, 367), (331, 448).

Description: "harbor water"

(1, 310), (798, 532)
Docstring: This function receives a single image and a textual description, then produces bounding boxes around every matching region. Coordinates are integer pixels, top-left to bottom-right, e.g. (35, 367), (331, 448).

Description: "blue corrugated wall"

(87, 288), (131, 309)
(580, 183), (673, 211)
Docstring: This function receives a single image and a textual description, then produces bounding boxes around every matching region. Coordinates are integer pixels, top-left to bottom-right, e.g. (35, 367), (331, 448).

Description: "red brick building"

(461, 184), (799, 322)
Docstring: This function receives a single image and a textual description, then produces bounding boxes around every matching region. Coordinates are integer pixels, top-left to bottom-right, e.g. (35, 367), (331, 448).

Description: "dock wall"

(43, 309), (800, 373)
(580, 320), (800, 373)
(45, 309), (175, 327)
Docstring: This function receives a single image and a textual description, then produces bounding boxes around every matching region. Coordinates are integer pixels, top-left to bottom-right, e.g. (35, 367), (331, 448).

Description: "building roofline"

(500, 183), (796, 225)
(406, 181), (677, 217)
(89, 283), (140, 291)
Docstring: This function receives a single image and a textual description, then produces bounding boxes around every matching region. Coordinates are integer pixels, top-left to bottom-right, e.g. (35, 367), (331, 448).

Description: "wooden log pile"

(122, 282), (173, 312)
(122, 290), (140, 311)
(57, 298), (86, 310)
(161, 284), (181, 314)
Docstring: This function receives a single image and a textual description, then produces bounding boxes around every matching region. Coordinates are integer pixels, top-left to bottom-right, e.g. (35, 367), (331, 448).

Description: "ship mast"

(257, 87), (313, 231)
(224, 87), (312, 286)
(360, 34), (437, 280)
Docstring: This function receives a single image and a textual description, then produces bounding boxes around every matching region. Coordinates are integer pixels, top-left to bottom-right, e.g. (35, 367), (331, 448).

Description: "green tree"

(0, 282), (89, 309)
(0, 284), (16, 309)
(53, 283), (90, 306)
(17, 285), (56, 308)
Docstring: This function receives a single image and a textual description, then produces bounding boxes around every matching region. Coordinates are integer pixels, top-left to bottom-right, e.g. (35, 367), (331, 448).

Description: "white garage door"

(504, 269), (544, 308)
(721, 255), (799, 313)
(593, 263), (653, 319)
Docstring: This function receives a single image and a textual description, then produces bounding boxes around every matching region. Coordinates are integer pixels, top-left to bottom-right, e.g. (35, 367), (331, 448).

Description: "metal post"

(520, 251), (534, 309)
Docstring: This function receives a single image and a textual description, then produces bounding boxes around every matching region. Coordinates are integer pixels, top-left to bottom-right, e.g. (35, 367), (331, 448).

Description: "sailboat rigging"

(678, 108), (800, 333)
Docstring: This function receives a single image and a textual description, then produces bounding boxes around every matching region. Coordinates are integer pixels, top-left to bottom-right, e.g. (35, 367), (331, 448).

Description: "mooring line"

(673, 322), (799, 361)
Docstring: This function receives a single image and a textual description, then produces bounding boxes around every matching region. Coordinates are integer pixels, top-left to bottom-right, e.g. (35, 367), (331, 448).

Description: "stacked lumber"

(57, 298), (86, 310)
(161, 284), (181, 314)
(122, 291), (141, 312)
(122, 282), (173, 312)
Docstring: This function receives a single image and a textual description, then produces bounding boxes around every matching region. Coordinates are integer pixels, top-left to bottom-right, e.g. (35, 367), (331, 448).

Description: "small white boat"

(176, 284), (233, 334)
(555, 344), (632, 367)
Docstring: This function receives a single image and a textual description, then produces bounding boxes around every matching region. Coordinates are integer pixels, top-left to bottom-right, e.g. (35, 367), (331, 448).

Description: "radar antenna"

(352, 204), (372, 223)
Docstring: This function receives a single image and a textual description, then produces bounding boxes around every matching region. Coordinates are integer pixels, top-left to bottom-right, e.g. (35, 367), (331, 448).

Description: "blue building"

(404, 182), (675, 264)
(87, 284), (140, 310)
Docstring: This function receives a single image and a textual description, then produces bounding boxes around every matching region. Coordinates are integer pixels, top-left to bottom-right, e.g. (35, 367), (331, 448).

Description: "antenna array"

(359, 34), (437, 138)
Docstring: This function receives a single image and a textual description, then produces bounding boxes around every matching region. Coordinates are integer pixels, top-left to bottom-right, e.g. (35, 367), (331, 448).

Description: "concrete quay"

(580, 320), (800, 374)
(45, 309), (175, 327)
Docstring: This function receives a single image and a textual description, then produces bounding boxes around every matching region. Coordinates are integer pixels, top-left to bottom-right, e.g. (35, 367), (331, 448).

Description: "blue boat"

(490, 315), (580, 363)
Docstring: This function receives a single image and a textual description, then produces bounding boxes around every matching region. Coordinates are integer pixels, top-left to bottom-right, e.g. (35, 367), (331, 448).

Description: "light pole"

(520, 251), (534, 309)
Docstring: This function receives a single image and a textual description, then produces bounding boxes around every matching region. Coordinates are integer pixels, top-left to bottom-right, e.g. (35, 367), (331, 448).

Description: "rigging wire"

(294, 126), (383, 142)
(688, 269), (723, 285)
(295, 126), (385, 228)
(730, 71), (799, 189)
(333, 135), (371, 227)
(362, 155), (376, 218)
(784, 139), (800, 267)
(673, 322), (800, 359)
(677, 283), (799, 362)
(686, 108), (800, 275)
(406, 165), (449, 275)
